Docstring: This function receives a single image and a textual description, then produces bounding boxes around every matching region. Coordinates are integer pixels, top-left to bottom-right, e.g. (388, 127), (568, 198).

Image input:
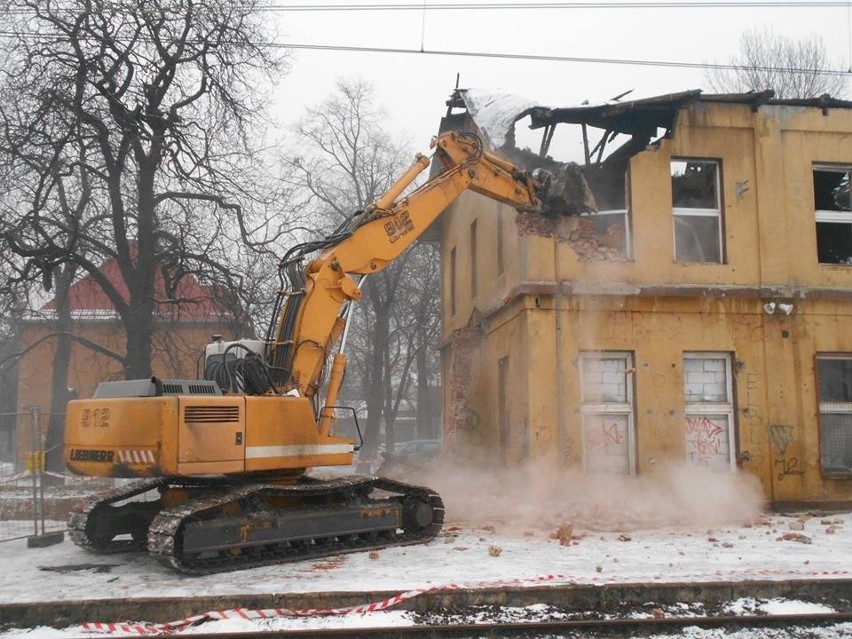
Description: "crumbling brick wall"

(443, 311), (484, 454)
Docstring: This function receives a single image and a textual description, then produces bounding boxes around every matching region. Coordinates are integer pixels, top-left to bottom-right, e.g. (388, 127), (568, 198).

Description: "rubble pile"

(515, 213), (625, 261)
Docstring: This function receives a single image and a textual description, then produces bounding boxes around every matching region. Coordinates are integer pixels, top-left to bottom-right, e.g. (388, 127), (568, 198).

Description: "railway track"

(64, 610), (852, 638)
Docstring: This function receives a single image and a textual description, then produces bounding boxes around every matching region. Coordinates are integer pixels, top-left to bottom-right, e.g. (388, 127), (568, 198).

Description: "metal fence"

(0, 407), (112, 547)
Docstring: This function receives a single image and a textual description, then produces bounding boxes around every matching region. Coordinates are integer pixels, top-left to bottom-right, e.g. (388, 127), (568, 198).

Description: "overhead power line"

(253, 1), (852, 9)
(277, 41), (852, 76)
(0, 30), (846, 77)
(0, 0), (847, 14)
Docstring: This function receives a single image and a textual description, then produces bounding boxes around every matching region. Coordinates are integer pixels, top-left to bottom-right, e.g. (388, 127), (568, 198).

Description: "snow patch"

(459, 89), (539, 148)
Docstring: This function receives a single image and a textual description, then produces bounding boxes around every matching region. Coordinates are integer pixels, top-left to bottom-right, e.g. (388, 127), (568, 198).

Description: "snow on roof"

(458, 89), (540, 148)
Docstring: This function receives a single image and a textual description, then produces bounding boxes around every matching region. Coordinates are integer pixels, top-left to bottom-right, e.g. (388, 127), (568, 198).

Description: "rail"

(67, 611), (852, 639)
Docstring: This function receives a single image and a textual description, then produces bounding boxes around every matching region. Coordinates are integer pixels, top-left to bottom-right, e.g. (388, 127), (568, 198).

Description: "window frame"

(815, 352), (852, 476)
(682, 351), (737, 472)
(581, 208), (633, 260)
(671, 158), (724, 264)
(581, 167), (633, 260)
(578, 351), (637, 475)
(813, 164), (852, 266)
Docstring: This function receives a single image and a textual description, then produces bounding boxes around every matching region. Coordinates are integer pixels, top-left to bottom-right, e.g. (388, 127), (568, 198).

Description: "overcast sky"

(265, 1), (851, 155)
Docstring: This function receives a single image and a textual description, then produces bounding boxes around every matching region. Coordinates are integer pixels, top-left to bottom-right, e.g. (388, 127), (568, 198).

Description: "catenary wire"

(0, 1), (847, 14)
(252, 1), (852, 9)
(272, 41), (852, 76)
(0, 29), (846, 76)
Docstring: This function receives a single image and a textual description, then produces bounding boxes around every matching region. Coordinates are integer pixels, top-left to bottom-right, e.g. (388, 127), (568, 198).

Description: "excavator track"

(68, 477), (170, 554)
(71, 475), (444, 575)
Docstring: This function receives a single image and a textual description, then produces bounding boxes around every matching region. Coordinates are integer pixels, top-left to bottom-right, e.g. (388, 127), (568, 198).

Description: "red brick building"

(14, 257), (235, 465)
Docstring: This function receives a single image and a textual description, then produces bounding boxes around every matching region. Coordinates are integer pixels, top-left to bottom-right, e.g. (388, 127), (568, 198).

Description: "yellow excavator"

(63, 130), (594, 574)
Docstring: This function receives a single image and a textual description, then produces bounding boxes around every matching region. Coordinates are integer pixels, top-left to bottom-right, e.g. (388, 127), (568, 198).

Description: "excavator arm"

(274, 132), (543, 398)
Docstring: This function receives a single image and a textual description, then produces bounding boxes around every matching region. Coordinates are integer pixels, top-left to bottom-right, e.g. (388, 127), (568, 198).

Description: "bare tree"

(705, 28), (848, 99)
(287, 78), (441, 461)
(0, 0), (290, 385)
(0, 258), (27, 463)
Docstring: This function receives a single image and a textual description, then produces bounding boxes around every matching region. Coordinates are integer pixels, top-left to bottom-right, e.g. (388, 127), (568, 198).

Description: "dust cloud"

(390, 459), (765, 534)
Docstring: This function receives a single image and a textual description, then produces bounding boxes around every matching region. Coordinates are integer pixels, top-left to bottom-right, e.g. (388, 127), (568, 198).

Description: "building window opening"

(581, 169), (632, 259)
(816, 355), (852, 474)
(579, 352), (636, 475)
(671, 159), (723, 263)
(683, 353), (736, 471)
(814, 166), (852, 265)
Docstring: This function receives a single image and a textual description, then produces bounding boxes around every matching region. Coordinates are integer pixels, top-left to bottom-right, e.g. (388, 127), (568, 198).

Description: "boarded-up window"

(672, 160), (723, 263)
(816, 355), (852, 474)
(814, 166), (852, 265)
(579, 352), (635, 475)
(683, 353), (736, 471)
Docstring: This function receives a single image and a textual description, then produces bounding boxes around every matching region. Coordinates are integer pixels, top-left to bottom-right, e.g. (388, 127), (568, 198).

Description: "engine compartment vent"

(160, 380), (222, 396)
(184, 405), (240, 424)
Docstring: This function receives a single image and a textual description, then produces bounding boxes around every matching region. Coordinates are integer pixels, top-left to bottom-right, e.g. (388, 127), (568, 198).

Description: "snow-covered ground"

(0, 509), (849, 637)
(0, 465), (849, 636)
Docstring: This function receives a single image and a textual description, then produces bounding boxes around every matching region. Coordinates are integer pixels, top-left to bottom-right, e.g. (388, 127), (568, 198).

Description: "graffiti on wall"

(775, 457), (805, 481)
(685, 415), (734, 470)
(585, 421), (624, 451)
(685, 416), (725, 458)
(743, 372), (763, 446)
(768, 424), (795, 456)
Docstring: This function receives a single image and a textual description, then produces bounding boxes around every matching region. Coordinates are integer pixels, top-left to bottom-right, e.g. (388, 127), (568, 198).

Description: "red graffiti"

(686, 416), (723, 439)
(587, 422), (624, 450)
(686, 416), (725, 457)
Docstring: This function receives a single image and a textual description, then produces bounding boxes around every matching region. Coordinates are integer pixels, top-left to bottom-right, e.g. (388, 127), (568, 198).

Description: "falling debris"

(516, 214), (625, 261)
(493, 144), (626, 261)
(499, 145), (596, 218)
(551, 523), (574, 546)
(534, 162), (597, 218)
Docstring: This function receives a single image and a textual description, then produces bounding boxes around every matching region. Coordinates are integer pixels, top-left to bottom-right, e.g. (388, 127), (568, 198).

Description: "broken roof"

(449, 88), (852, 150)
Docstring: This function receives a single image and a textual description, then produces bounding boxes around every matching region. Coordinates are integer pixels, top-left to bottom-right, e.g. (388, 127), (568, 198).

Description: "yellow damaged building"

(438, 88), (852, 509)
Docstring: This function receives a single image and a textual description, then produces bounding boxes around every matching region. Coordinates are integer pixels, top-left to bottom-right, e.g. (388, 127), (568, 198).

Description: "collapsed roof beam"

(539, 124), (556, 158)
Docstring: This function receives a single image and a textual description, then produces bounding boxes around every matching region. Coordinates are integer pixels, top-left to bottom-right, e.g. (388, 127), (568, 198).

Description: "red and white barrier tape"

(75, 565), (852, 635)
(79, 574), (567, 636)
